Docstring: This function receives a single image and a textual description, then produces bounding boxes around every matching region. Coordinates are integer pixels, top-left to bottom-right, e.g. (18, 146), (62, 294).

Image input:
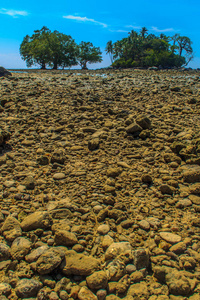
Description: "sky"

(0, 0), (200, 69)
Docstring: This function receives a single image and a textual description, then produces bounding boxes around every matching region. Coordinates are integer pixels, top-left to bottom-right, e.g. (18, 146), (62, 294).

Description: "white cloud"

(151, 26), (175, 33)
(0, 8), (28, 17)
(63, 15), (107, 28)
(125, 25), (141, 30)
(109, 29), (129, 33)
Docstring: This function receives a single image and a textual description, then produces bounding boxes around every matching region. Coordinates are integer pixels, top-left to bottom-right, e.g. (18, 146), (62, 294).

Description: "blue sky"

(0, 0), (199, 69)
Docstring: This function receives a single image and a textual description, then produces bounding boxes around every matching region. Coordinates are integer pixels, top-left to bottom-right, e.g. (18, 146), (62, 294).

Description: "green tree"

(77, 42), (102, 69)
(20, 26), (52, 69)
(140, 27), (148, 39)
(20, 27), (78, 69)
(105, 40), (113, 64)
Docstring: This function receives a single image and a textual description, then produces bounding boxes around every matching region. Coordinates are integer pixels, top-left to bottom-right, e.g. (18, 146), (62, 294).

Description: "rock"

(170, 242), (187, 254)
(189, 194), (200, 205)
(97, 224), (110, 235)
(0, 67), (11, 77)
(138, 220), (150, 231)
(51, 149), (65, 164)
(88, 138), (100, 150)
(86, 270), (108, 290)
(134, 248), (149, 270)
(0, 283), (11, 296)
(105, 242), (132, 261)
(189, 183), (200, 194)
(78, 286), (98, 300)
(126, 123), (143, 134)
(159, 184), (174, 195)
(15, 279), (42, 298)
(127, 282), (149, 299)
(11, 237), (32, 260)
(22, 176), (36, 190)
(2, 216), (22, 241)
(136, 115), (151, 129)
(159, 232), (181, 244)
(107, 167), (122, 178)
(53, 173), (66, 180)
(25, 245), (49, 263)
(182, 166), (200, 183)
(130, 270), (144, 283)
(61, 250), (100, 276)
(36, 248), (64, 274)
(54, 230), (78, 246)
(165, 269), (192, 296)
(21, 211), (50, 231)
(102, 235), (114, 250)
(0, 243), (10, 261)
(141, 174), (153, 184)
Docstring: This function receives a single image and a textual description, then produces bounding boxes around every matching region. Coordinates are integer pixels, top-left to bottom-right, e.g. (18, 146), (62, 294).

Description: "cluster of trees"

(20, 26), (193, 70)
(20, 26), (102, 69)
(106, 28), (193, 68)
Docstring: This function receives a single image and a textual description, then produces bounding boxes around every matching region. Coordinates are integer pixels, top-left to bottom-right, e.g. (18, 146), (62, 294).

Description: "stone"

(25, 245), (49, 263)
(88, 138), (100, 150)
(86, 270), (108, 290)
(36, 248), (64, 275)
(61, 250), (100, 276)
(170, 242), (187, 254)
(126, 123), (143, 134)
(54, 230), (78, 246)
(0, 283), (11, 296)
(107, 167), (122, 178)
(78, 286), (98, 300)
(182, 165), (200, 183)
(11, 237), (32, 260)
(159, 184), (174, 195)
(138, 220), (150, 231)
(141, 174), (153, 184)
(160, 232), (181, 244)
(165, 269), (192, 296)
(127, 282), (149, 299)
(15, 279), (42, 298)
(53, 173), (66, 180)
(2, 216), (22, 241)
(134, 248), (149, 270)
(21, 211), (50, 231)
(0, 243), (10, 261)
(136, 115), (151, 129)
(0, 66), (11, 77)
(97, 224), (110, 235)
(105, 242), (132, 261)
(51, 149), (65, 164)
(23, 176), (36, 190)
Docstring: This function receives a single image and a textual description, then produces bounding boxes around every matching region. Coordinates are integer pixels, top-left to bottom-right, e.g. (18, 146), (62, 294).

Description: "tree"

(77, 42), (102, 69)
(140, 27), (148, 39)
(20, 27), (78, 69)
(20, 26), (52, 69)
(105, 40), (113, 64)
(48, 31), (78, 69)
(170, 34), (193, 65)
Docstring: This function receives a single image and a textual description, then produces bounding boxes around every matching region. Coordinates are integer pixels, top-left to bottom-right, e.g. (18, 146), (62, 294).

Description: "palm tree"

(105, 40), (113, 64)
(140, 27), (148, 39)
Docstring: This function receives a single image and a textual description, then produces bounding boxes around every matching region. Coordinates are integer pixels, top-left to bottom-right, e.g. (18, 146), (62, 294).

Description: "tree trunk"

(53, 61), (58, 69)
(41, 62), (46, 69)
(81, 61), (88, 70)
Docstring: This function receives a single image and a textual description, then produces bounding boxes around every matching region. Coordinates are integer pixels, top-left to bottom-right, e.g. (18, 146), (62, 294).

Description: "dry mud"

(0, 69), (200, 300)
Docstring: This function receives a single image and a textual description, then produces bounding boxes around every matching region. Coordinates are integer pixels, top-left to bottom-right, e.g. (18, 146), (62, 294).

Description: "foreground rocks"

(0, 69), (200, 299)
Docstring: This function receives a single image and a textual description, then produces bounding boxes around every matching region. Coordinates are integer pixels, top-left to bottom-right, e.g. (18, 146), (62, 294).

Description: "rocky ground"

(0, 69), (200, 300)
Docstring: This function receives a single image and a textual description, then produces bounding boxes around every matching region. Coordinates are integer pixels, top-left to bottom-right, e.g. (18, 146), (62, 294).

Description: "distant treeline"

(20, 26), (193, 69)
(106, 28), (193, 68)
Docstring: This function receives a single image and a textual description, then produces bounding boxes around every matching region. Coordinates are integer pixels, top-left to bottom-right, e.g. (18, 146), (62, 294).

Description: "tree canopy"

(20, 27), (102, 69)
(108, 29), (193, 69)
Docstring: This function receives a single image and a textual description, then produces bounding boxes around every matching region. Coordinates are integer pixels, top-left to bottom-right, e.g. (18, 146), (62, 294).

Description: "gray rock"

(11, 237), (32, 260)
(2, 216), (22, 241)
(54, 230), (78, 246)
(0, 243), (10, 261)
(21, 211), (50, 231)
(36, 248), (64, 275)
(105, 242), (132, 261)
(15, 279), (42, 298)
(0, 282), (11, 296)
(61, 250), (100, 276)
(23, 176), (36, 190)
(126, 123), (142, 134)
(159, 232), (181, 244)
(0, 67), (12, 77)
(134, 248), (149, 270)
(25, 245), (49, 263)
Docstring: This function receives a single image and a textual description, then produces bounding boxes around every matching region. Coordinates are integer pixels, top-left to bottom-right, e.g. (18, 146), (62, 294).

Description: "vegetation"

(20, 27), (102, 69)
(108, 29), (193, 69)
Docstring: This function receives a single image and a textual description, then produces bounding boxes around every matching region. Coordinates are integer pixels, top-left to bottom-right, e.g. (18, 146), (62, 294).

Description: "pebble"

(159, 232), (182, 244)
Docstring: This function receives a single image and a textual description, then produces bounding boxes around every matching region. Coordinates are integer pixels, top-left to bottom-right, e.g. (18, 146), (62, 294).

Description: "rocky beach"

(0, 68), (200, 299)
